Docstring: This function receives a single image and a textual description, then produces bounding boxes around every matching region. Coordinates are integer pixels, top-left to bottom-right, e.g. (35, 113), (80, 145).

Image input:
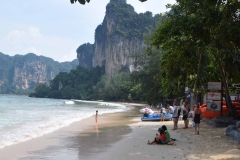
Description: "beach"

(0, 103), (240, 160)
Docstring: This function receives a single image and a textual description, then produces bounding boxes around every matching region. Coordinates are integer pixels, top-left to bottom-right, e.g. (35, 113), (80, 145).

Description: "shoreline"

(0, 99), (138, 150)
(0, 102), (145, 160)
(1, 102), (239, 160)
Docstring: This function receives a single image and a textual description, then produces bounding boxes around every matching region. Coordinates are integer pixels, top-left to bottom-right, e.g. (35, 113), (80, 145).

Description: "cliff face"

(77, 43), (94, 69)
(13, 61), (55, 89)
(0, 52), (78, 92)
(77, 0), (158, 76)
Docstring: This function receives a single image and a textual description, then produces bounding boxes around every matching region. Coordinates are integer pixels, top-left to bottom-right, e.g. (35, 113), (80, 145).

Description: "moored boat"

(141, 113), (173, 121)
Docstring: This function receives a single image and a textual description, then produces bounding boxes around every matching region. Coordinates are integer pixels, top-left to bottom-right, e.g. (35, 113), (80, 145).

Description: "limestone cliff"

(77, 43), (94, 69)
(77, 0), (159, 76)
(0, 52), (78, 93)
(13, 61), (55, 89)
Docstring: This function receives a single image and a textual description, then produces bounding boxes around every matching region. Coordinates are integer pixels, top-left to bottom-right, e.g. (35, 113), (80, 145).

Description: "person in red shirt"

(147, 129), (167, 144)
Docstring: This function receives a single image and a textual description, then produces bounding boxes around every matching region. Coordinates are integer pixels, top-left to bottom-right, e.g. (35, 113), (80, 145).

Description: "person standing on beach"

(172, 102), (178, 130)
(167, 105), (174, 114)
(193, 104), (202, 135)
(160, 107), (166, 121)
(182, 102), (190, 129)
(95, 110), (98, 123)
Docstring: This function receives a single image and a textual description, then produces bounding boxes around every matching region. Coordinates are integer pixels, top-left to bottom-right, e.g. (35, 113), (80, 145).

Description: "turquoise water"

(0, 95), (128, 149)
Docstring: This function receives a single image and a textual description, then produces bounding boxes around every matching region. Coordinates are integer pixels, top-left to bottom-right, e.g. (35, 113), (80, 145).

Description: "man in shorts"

(172, 102), (178, 130)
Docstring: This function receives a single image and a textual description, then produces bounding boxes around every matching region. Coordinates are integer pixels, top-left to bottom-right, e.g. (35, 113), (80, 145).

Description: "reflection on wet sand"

(95, 122), (99, 137)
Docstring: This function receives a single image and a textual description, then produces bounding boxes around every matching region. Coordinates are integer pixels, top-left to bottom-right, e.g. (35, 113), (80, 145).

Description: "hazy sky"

(0, 0), (176, 62)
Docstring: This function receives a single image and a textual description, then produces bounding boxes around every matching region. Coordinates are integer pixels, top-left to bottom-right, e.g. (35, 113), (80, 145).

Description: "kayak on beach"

(141, 113), (173, 121)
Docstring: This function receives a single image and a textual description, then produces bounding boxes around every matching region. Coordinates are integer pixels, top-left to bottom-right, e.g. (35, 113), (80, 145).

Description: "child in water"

(95, 110), (98, 122)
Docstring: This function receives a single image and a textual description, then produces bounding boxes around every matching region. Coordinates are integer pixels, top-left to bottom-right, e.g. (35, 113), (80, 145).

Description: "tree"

(70, 0), (90, 5)
(93, 72), (133, 101)
(150, 0), (240, 116)
(131, 48), (165, 104)
(70, 0), (148, 5)
(32, 83), (50, 98)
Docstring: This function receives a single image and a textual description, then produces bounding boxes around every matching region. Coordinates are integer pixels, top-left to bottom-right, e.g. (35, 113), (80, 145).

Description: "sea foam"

(0, 96), (128, 149)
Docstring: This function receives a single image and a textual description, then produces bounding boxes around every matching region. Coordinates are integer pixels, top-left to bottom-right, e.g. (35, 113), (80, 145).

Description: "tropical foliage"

(70, 0), (147, 5)
(148, 0), (240, 116)
(30, 66), (105, 99)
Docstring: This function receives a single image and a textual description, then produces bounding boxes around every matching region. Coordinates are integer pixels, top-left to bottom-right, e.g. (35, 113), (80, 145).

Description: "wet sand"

(1, 103), (240, 160)
(0, 103), (144, 160)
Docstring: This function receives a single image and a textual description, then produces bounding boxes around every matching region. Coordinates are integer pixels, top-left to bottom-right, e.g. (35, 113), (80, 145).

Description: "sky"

(0, 0), (176, 62)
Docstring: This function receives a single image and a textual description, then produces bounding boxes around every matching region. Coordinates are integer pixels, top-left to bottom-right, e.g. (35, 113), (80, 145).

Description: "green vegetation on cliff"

(76, 43), (94, 69)
(107, 0), (159, 38)
(0, 52), (78, 94)
(30, 66), (105, 99)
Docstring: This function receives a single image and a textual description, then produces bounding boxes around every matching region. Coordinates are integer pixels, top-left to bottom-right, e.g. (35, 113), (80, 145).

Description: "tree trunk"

(218, 64), (237, 117)
(193, 52), (202, 104)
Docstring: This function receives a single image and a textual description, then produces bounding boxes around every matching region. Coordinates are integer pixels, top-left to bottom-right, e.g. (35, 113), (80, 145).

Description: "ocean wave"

(0, 99), (128, 149)
(64, 101), (75, 104)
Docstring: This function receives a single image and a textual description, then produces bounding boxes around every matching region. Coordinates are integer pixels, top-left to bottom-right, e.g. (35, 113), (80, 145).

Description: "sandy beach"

(0, 103), (240, 160)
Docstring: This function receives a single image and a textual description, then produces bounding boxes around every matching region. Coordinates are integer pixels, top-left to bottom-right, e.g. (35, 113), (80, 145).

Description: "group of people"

(147, 125), (171, 145)
(148, 102), (202, 145)
(160, 101), (202, 135)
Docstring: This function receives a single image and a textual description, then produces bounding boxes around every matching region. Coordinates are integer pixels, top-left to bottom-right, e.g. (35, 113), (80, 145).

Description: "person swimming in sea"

(95, 110), (98, 122)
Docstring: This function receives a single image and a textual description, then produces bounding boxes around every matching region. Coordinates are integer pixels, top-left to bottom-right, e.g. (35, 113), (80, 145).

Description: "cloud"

(4, 27), (41, 42)
(4, 30), (26, 42)
(22, 47), (41, 55)
(28, 27), (41, 38)
(1, 27), (80, 62)
(0, 0), (177, 62)
(60, 49), (78, 62)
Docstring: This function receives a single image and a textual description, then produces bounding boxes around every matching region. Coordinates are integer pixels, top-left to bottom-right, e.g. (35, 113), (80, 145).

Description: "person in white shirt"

(167, 105), (174, 114)
(172, 102), (178, 130)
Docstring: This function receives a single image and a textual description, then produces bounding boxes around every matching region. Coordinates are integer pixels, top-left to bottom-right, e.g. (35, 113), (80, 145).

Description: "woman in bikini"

(193, 104), (202, 135)
(160, 107), (166, 121)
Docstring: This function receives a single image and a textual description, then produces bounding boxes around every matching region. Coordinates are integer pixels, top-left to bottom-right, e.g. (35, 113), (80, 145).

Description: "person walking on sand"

(182, 102), (190, 129)
(95, 110), (98, 123)
(172, 102), (178, 130)
(193, 104), (202, 135)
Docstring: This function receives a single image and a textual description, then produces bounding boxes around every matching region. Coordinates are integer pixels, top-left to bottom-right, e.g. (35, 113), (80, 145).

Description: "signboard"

(207, 101), (221, 111)
(207, 92), (221, 100)
(208, 82), (221, 90)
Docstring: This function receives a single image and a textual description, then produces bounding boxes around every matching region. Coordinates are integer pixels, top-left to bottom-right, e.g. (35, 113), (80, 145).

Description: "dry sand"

(0, 103), (239, 160)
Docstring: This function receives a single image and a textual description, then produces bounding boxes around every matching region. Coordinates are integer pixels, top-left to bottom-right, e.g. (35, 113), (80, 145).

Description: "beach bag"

(192, 121), (195, 127)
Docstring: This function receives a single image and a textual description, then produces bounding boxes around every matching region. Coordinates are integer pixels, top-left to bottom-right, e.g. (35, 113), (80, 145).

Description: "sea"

(0, 95), (129, 149)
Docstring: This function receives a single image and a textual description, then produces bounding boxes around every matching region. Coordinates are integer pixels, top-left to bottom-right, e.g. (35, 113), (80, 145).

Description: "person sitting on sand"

(147, 128), (167, 145)
(161, 125), (170, 142)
